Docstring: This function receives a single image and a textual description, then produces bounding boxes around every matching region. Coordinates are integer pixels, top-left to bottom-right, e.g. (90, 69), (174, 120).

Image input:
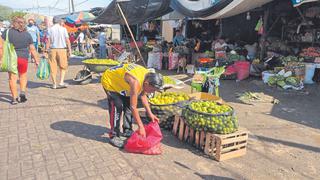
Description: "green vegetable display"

(73, 51), (85, 56)
(277, 80), (286, 88)
(285, 77), (299, 86)
(267, 70), (302, 89)
(279, 56), (303, 66)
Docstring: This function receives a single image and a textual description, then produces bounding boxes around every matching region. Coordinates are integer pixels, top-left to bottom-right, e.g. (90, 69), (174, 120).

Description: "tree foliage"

(9, 11), (28, 20)
(0, 5), (13, 21)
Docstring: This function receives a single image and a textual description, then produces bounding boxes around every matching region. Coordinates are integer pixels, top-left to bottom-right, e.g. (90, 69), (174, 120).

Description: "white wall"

(110, 25), (121, 41)
(162, 21), (174, 42)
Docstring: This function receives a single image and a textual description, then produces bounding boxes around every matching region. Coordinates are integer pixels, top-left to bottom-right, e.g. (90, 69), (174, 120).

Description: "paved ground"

(0, 58), (319, 180)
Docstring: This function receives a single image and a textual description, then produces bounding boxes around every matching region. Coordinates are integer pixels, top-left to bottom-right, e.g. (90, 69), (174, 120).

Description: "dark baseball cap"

(145, 72), (163, 90)
(53, 17), (65, 24)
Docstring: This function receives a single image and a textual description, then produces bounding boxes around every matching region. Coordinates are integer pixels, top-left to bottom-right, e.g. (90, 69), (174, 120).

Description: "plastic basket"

(182, 100), (238, 134)
(150, 101), (188, 129)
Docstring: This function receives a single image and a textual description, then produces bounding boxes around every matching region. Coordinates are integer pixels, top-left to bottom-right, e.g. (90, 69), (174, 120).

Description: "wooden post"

(259, 8), (270, 61)
(116, 2), (146, 66)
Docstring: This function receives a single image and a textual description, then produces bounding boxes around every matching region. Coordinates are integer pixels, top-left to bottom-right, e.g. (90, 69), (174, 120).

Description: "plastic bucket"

(234, 61), (250, 80)
(304, 63), (316, 84)
(262, 71), (275, 84)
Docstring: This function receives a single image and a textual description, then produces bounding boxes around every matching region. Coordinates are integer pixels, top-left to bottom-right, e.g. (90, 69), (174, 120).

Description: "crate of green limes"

(149, 92), (190, 129)
(182, 100), (238, 134)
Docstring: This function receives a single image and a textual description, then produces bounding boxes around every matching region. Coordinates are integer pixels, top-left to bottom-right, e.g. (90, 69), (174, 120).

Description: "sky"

(0, 0), (111, 16)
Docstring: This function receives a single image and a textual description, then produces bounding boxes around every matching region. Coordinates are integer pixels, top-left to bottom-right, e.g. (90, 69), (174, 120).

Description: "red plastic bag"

(234, 61), (250, 80)
(224, 65), (237, 75)
(124, 122), (163, 155)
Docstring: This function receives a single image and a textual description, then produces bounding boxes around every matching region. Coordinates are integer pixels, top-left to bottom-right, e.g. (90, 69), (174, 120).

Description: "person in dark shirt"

(0, 16), (39, 104)
(144, 29), (158, 41)
(144, 23), (159, 41)
(173, 30), (185, 46)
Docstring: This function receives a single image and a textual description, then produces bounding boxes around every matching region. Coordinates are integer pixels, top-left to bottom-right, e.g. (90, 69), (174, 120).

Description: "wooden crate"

(204, 128), (248, 161)
(172, 115), (206, 149)
(173, 116), (248, 161)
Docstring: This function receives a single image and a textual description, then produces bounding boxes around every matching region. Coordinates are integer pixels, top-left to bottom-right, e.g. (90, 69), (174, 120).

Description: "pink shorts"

(17, 57), (28, 74)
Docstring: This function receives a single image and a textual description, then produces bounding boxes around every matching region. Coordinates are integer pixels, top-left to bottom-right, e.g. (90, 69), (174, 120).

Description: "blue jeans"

(33, 42), (38, 51)
(99, 45), (107, 58)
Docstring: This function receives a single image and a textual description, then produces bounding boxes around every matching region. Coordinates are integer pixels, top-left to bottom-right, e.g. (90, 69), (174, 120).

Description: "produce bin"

(182, 100), (238, 134)
(150, 102), (187, 130)
(82, 59), (120, 73)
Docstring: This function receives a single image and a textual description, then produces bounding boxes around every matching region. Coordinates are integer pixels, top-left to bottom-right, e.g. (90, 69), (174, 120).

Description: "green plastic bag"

(1, 29), (18, 74)
(36, 58), (50, 80)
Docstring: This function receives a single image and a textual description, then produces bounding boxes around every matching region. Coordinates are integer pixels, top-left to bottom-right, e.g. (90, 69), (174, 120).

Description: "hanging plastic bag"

(1, 29), (18, 74)
(36, 58), (51, 80)
(168, 53), (179, 70)
(147, 52), (162, 70)
(255, 18), (263, 32)
(124, 122), (163, 155)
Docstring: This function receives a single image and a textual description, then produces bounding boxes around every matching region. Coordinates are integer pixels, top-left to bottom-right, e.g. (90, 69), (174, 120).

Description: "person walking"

(98, 28), (107, 58)
(0, 16), (39, 104)
(46, 18), (72, 89)
(75, 30), (85, 52)
(27, 18), (40, 52)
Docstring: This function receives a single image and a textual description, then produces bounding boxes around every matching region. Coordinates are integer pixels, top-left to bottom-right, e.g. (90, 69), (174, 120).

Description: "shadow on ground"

(27, 81), (52, 89)
(174, 161), (235, 180)
(97, 98), (108, 109)
(253, 134), (320, 153)
(50, 120), (110, 143)
(0, 91), (11, 103)
(68, 57), (86, 66)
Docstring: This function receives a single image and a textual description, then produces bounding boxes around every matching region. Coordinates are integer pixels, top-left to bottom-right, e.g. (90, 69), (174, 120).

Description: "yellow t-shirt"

(101, 64), (149, 96)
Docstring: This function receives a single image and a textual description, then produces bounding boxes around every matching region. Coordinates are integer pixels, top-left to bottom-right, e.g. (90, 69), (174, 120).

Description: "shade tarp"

(66, 11), (95, 24)
(64, 23), (89, 33)
(170, 0), (233, 18)
(92, 0), (172, 25)
(202, 0), (274, 19)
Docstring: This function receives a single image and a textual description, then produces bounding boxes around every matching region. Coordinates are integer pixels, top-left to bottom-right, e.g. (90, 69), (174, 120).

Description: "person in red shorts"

(0, 16), (39, 104)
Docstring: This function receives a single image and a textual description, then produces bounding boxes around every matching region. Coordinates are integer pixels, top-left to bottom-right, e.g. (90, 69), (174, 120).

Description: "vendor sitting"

(173, 29), (185, 46)
(101, 63), (163, 148)
(244, 42), (258, 61)
(213, 38), (227, 59)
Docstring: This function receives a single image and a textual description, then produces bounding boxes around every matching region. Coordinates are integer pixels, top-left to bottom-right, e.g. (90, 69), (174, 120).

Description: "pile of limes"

(163, 76), (176, 85)
(149, 92), (189, 105)
(184, 100), (238, 134)
(149, 92), (190, 130)
(82, 59), (120, 65)
(190, 101), (232, 114)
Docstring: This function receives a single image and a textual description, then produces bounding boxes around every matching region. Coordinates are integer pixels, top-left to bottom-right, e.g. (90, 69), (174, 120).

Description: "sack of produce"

(149, 92), (190, 129)
(183, 100), (238, 134)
